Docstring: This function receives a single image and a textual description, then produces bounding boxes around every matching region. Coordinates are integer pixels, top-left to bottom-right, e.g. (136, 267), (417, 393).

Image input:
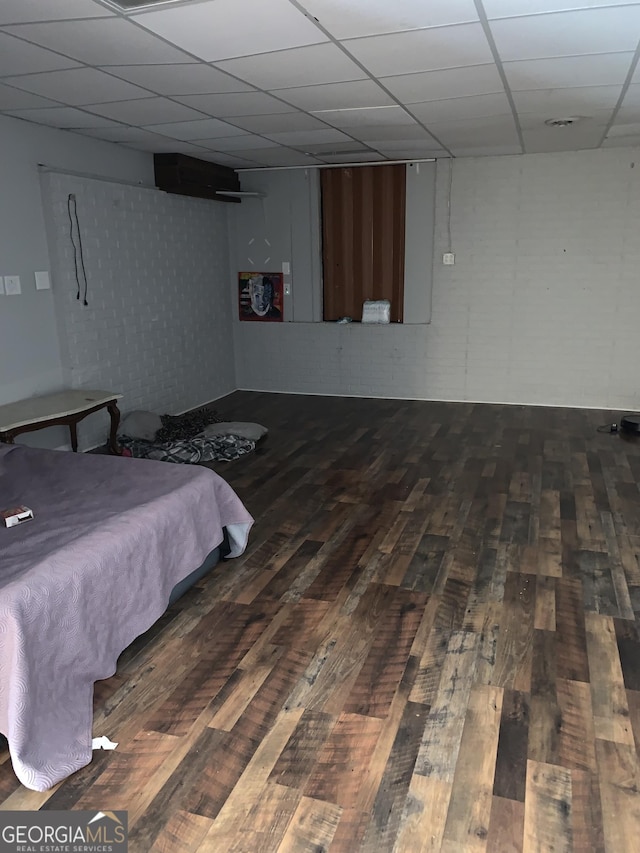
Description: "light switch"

(35, 271), (51, 290)
(0, 278), (4, 295)
(282, 261), (291, 275)
(4, 275), (21, 295)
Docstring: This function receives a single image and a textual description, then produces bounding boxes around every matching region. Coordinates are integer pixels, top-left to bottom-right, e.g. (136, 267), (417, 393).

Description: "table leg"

(69, 421), (78, 453)
(107, 401), (122, 455)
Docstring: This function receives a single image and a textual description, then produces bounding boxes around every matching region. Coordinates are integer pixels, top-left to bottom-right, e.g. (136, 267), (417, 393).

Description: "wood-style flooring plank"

(3, 393), (640, 853)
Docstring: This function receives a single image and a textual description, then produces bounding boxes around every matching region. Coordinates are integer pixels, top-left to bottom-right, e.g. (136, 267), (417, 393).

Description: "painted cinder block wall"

(234, 146), (640, 412)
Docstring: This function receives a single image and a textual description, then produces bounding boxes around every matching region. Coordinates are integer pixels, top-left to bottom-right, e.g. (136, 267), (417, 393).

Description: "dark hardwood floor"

(2, 391), (640, 852)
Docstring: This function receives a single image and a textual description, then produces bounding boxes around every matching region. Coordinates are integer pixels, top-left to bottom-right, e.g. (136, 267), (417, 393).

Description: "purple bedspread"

(0, 443), (253, 791)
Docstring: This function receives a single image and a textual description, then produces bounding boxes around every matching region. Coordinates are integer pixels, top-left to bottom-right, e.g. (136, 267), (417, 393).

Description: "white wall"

(0, 115), (152, 446)
(235, 146), (640, 411)
(427, 147), (640, 409)
(41, 172), (235, 450)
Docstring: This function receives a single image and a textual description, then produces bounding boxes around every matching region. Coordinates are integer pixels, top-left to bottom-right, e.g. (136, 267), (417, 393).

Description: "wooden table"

(0, 389), (123, 454)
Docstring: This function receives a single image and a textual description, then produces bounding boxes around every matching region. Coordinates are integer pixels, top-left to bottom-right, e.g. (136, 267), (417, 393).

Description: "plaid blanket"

(118, 433), (255, 463)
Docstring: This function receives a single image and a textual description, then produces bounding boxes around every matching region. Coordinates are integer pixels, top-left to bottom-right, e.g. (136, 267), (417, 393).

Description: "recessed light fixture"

(544, 117), (580, 128)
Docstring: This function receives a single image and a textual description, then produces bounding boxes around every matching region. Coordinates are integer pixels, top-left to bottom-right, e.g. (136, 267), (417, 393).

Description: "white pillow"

(119, 410), (163, 442)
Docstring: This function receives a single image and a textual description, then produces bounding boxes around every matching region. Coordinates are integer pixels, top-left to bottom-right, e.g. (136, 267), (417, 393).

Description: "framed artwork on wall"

(238, 272), (283, 322)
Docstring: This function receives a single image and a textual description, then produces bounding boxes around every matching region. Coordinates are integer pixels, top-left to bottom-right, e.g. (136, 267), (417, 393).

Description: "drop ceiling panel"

(202, 135), (281, 151)
(227, 112), (332, 133)
(428, 117), (521, 147)
(104, 64), (254, 95)
(0, 32), (80, 75)
(351, 123), (435, 140)
(264, 129), (352, 146)
(503, 53), (635, 91)
(602, 134), (640, 147)
(381, 65), (505, 103)
(274, 80), (394, 111)
(133, 0), (327, 62)
(85, 97), (205, 124)
(3, 68), (151, 105)
(615, 105), (640, 122)
(3, 18), (193, 65)
(174, 91), (294, 117)
(320, 152), (387, 162)
(198, 152), (262, 167)
(410, 93), (512, 123)
(513, 86), (622, 114)
(0, 0), (113, 24)
(451, 144), (521, 156)
(343, 24), (494, 77)
(623, 83), (640, 105)
(237, 148), (322, 166)
(0, 82), (58, 110)
(125, 137), (210, 154)
(489, 7), (640, 62)
(518, 109), (612, 130)
(483, 0), (640, 18)
(523, 125), (606, 153)
(294, 0), (479, 39)
(216, 44), (366, 90)
(315, 106), (417, 129)
(5, 106), (122, 128)
(143, 117), (247, 140)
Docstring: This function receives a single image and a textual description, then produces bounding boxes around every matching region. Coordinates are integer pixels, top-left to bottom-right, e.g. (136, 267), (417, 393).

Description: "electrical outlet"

(443, 253), (455, 265)
(4, 275), (21, 294)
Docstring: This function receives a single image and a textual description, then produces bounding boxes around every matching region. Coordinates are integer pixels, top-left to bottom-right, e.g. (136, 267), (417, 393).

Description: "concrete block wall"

(236, 146), (640, 411)
(42, 173), (234, 449)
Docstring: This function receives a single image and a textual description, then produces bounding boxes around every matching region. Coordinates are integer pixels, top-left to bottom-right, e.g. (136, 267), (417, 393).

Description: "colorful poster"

(238, 272), (283, 322)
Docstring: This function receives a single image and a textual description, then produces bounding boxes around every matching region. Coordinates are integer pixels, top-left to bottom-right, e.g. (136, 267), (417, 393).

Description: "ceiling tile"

(523, 125), (605, 152)
(4, 106), (122, 128)
(483, 0), (640, 18)
(3, 68), (151, 105)
(348, 123), (434, 140)
(343, 23), (494, 76)
(104, 64), (254, 95)
(313, 105), (416, 128)
(133, 0), (327, 62)
(606, 120), (640, 137)
(235, 148), (323, 166)
(513, 86), (622, 114)
(450, 144), (522, 156)
(85, 97), (205, 125)
(602, 135), (640, 148)
(143, 117), (247, 140)
(123, 137), (210, 154)
(622, 83), (640, 105)
(264, 129), (352, 146)
(615, 105), (640, 122)
(428, 116), (521, 147)
(198, 152), (262, 167)
(4, 18), (192, 65)
(518, 109), (612, 130)
(0, 82), (58, 110)
(0, 0), (112, 23)
(300, 141), (373, 153)
(319, 152), (387, 162)
(226, 112), (332, 133)
(216, 43), (366, 90)
(504, 53), (635, 91)
(381, 64), (505, 103)
(202, 135), (281, 151)
(410, 93), (512, 123)
(0, 32), (80, 75)
(273, 80), (394, 111)
(174, 91), (293, 117)
(75, 126), (161, 142)
(295, 0), (478, 39)
(370, 141), (444, 154)
(490, 7), (640, 62)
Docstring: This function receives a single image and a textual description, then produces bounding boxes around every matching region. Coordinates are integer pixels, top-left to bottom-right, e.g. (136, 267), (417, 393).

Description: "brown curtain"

(321, 164), (406, 322)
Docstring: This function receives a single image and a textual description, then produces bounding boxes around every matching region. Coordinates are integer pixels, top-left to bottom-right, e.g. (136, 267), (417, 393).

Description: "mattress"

(0, 443), (253, 791)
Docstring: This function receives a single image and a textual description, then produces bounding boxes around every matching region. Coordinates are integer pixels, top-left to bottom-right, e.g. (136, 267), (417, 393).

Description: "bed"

(0, 443), (253, 791)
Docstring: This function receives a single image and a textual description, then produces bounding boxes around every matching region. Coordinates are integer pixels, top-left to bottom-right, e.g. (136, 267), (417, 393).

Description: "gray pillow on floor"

(200, 421), (268, 441)
(118, 410), (163, 442)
